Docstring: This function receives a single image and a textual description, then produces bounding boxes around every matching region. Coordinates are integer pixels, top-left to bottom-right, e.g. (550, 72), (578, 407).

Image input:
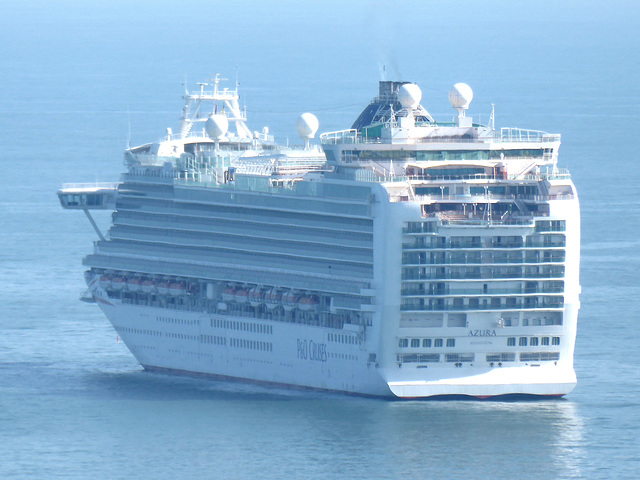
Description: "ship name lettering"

(297, 339), (327, 362)
(468, 329), (497, 337)
(297, 339), (308, 360)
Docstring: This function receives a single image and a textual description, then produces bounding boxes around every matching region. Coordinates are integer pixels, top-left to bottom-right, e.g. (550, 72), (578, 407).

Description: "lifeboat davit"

(235, 288), (249, 304)
(111, 276), (126, 290)
(98, 275), (111, 290)
(157, 281), (171, 295)
(127, 278), (142, 292)
(248, 287), (265, 307)
(299, 295), (320, 311)
(169, 282), (186, 296)
(282, 290), (299, 311)
(265, 288), (281, 310)
(141, 279), (155, 293)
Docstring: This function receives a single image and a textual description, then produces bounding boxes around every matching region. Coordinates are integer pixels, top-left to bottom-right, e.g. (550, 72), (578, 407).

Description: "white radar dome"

(398, 83), (422, 109)
(205, 114), (229, 140)
(296, 113), (319, 139)
(449, 83), (473, 110)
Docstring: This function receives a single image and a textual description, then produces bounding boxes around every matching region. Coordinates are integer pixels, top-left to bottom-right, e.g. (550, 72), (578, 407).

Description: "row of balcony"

(401, 270), (564, 281)
(401, 286), (564, 297)
(400, 300), (564, 312)
(403, 241), (566, 250)
(401, 258), (566, 267)
(403, 221), (565, 235)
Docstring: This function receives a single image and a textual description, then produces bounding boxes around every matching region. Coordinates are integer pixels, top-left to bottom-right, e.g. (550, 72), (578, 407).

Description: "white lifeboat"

(282, 290), (299, 311)
(127, 278), (142, 292)
(141, 279), (155, 293)
(222, 286), (236, 301)
(235, 288), (249, 304)
(248, 286), (265, 307)
(111, 276), (126, 290)
(169, 282), (186, 296)
(299, 295), (320, 311)
(157, 281), (171, 295)
(265, 288), (282, 310)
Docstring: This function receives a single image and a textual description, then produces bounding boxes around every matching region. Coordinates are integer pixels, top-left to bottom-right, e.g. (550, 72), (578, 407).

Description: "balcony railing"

(400, 287), (565, 296)
(320, 128), (561, 146)
(400, 301), (564, 312)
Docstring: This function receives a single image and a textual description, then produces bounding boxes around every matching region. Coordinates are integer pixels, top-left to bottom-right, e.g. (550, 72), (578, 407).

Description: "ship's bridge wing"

(57, 182), (120, 242)
(57, 183), (119, 210)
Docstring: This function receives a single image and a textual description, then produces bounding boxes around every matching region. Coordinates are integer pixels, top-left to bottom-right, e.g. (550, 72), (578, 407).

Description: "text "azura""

(468, 329), (497, 337)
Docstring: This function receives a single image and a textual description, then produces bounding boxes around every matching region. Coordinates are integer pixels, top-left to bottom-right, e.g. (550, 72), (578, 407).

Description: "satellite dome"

(398, 83), (422, 109)
(296, 113), (319, 139)
(205, 114), (229, 140)
(449, 83), (473, 110)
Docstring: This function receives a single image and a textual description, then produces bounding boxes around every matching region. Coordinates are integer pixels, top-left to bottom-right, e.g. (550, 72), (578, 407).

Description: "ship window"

(411, 339), (420, 348)
(519, 337), (528, 346)
(541, 352), (560, 361)
(434, 339), (443, 348)
(446, 338), (455, 347)
(507, 337), (516, 346)
(423, 338), (432, 348)
(446, 353), (474, 362)
(541, 337), (550, 346)
(487, 353), (516, 363)
(530, 337), (539, 346)
(520, 352), (540, 362)
(552, 337), (561, 345)
(399, 338), (408, 348)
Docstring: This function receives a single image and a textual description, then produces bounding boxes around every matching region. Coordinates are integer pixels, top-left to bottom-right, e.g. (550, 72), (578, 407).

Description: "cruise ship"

(58, 77), (580, 398)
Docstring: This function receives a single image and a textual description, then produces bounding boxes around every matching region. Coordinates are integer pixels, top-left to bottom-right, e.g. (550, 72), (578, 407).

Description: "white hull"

(95, 295), (576, 398)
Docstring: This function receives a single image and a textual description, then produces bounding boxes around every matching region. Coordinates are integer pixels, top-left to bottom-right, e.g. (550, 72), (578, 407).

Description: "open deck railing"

(320, 127), (561, 145)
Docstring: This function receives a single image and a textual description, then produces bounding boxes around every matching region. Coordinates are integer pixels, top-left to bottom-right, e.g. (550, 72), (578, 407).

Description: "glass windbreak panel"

(415, 187), (444, 196)
(535, 220), (566, 232)
(415, 151), (490, 161)
(423, 167), (486, 177)
(490, 149), (544, 159)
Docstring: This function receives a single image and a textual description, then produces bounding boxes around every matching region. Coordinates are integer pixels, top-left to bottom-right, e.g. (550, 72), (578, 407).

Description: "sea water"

(0, 1), (639, 478)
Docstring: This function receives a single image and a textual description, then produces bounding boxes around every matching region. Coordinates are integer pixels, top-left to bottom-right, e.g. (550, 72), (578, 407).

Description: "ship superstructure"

(58, 78), (580, 398)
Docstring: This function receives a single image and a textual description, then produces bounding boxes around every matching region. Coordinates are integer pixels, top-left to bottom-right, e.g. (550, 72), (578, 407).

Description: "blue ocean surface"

(0, 1), (639, 478)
